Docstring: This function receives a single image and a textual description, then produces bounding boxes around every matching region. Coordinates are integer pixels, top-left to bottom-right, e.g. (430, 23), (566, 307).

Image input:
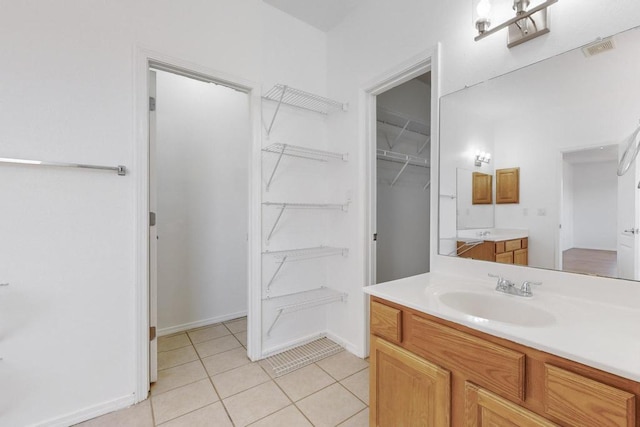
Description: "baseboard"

(158, 310), (247, 337)
(325, 330), (364, 358)
(31, 394), (136, 427)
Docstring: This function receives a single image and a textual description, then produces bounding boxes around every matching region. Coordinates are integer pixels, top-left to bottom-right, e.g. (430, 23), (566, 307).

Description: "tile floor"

(78, 317), (369, 426)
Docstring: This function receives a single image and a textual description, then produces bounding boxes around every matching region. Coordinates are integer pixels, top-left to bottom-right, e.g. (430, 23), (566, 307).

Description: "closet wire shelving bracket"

(265, 287), (348, 337)
(377, 107), (430, 153)
(262, 143), (348, 191)
(0, 157), (127, 176)
(263, 84), (348, 136)
(263, 202), (349, 243)
(377, 149), (430, 188)
(263, 246), (349, 292)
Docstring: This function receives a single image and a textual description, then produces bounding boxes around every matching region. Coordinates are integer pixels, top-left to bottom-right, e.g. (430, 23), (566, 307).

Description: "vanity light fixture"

(474, 0), (558, 48)
(475, 151), (491, 166)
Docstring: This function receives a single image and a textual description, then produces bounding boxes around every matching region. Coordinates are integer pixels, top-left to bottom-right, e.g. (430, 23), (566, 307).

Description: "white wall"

(0, 1), (278, 425)
(572, 161), (618, 251)
(376, 78), (430, 283)
(155, 70), (249, 334)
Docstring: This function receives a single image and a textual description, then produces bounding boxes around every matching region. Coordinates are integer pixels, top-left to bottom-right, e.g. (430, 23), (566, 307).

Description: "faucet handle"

(520, 281), (542, 296)
(489, 273), (514, 289)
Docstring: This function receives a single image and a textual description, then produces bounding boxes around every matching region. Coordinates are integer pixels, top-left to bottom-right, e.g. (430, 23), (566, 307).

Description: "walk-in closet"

(375, 73), (432, 283)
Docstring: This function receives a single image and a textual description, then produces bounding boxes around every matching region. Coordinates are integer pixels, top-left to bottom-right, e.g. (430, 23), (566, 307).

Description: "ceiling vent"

(582, 37), (616, 57)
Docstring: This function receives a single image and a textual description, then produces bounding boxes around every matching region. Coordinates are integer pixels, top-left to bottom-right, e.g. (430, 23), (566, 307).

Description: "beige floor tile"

(249, 405), (312, 426)
(223, 381), (291, 426)
(316, 351), (369, 380)
(340, 368), (369, 404)
(275, 364), (335, 402)
(76, 399), (153, 427)
(187, 324), (231, 344)
(235, 331), (247, 347)
(158, 334), (191, 352)
(212, 363), (270, 399)
(151, 379), (219, 424)
(158, 345), (198, 370)
(297, 383), (366, 427)
(158, 402), (232, 427)
(338, 408), (369, 427)
(224, 317), (247, 333)
(194, 334), (241, 358)
(258, 359), (277, 379)
(151, 360), (207, 396)
(202, 347), (250, 376)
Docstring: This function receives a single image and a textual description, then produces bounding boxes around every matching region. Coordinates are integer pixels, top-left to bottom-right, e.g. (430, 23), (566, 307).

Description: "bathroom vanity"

(457, 230), (529, 265)
(364, 273), (640, 426)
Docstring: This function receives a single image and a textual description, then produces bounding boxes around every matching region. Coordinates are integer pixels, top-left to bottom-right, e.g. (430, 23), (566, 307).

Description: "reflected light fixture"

(475, 151), (491, 166)
(474, 0), (558, 48)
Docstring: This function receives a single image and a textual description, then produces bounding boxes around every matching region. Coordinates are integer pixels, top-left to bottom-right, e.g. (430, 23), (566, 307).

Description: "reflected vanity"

(439, 26), (640, 281)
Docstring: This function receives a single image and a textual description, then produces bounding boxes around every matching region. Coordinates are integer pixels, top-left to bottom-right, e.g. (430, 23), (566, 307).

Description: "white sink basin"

(439, 291), (556, 327)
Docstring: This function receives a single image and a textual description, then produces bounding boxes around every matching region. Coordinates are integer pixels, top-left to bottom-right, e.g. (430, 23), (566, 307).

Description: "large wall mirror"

(439, 26), (640, 281)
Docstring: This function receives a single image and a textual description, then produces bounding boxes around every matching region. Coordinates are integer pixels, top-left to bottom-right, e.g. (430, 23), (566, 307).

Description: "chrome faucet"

(489, 274), (541, 297)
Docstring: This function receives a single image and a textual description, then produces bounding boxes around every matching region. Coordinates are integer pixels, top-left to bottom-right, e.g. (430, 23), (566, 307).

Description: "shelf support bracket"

(266, 255), (288, 292)
(418, 136), (430, 155)
(423, 179), (431, 191)
(391, 158), (410, 186)
(266, 144), (287, 192)
(266, 85), (287, 136)
(391, 119), (411, 149)
(266, 308), (284, 337)
(266, 205), (287, 242)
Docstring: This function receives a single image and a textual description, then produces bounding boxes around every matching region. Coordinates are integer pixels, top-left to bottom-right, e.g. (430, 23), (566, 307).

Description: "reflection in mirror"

(439, 26), (640, 281)
(457, 168), (494, 229)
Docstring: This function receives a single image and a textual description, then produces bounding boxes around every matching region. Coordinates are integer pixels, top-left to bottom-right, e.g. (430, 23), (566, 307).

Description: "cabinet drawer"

(544, 364), (636, 427)
(407, 315), (525, 401)
(505, 239), (522, 252)
(495, 241), (506, 254)
(371, 300), (402, 343)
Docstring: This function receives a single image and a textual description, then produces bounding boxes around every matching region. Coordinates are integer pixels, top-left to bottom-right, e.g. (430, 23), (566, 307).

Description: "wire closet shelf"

(263, 202), (349, 243)
(262, 84), (348, 136)
(263, 84), (347, 115)
(264, 287), (348, 337)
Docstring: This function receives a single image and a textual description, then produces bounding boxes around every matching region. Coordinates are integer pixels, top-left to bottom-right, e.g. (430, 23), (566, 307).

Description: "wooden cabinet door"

(465, 382), (559, 427)
(495, 251), (514, 264)
(472, 172), (493, 204)
(370, 335), (450, 427)
(514, 248), (528, 265)
(496, 167), (520, 204)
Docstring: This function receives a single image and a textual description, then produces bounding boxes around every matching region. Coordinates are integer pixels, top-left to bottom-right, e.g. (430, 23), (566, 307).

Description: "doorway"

(560, 145), (621, 277)
(148, 66), (252, 383)
(374, 73), (432, 284)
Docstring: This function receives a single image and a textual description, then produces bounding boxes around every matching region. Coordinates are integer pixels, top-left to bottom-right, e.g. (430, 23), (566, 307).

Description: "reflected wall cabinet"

(472, 172), (492, 205)
(496, 167), (520, 204)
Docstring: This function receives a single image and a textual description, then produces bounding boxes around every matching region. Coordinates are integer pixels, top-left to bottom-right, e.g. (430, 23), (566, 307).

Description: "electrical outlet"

(537, 208), (546, 216)
(523, 208), (528, 216)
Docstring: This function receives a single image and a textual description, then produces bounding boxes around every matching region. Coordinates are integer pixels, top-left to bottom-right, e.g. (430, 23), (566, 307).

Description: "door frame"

(134, 48), (263, 401)
(360, 44), (440, 355)
(557, 142), (620, 274)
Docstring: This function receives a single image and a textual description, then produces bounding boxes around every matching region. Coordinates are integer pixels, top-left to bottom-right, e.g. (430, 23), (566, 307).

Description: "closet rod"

(0, 157), (127, 176)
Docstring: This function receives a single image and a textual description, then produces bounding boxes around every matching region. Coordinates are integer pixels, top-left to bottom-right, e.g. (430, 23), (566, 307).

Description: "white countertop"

(457, 228), (528, 242)
(364, 272), (640, 382)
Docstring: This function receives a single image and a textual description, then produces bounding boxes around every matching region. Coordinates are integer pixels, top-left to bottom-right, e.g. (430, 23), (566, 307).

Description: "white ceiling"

(262, 0), (363, 32)
(564, 145), (619, 164)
